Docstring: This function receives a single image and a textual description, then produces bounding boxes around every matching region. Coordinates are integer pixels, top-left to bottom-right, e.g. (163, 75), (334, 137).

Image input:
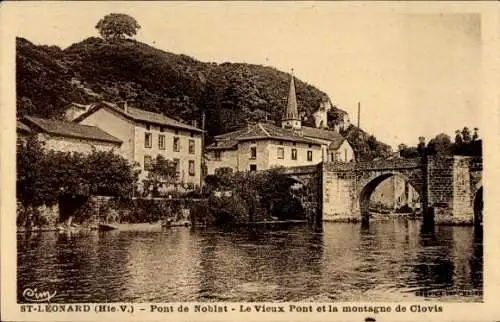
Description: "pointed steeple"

(282, 69), (301, 130)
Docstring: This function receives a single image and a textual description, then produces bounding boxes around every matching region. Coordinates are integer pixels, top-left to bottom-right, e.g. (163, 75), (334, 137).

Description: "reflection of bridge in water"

(283, 156), (482, 227)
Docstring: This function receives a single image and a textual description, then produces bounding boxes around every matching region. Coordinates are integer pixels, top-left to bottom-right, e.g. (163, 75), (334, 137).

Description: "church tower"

(281, 70), (302, 130)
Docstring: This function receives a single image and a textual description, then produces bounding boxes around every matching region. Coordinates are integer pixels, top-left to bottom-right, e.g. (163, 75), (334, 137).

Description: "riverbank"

(16, 221), (195, 233)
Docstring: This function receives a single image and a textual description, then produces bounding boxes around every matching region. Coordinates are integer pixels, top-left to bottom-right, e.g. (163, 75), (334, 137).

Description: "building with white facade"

(73, 101), (203, 187)
(206, 72), (355, 174)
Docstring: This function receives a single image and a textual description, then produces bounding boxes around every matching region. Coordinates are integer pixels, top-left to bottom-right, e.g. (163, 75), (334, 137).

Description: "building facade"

(73, 101), (203, 186)
(206, 122), (323, 175)
(206, 72), (354, 174)
(19, 116), (122, 154)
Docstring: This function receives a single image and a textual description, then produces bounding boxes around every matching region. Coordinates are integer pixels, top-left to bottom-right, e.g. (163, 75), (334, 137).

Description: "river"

(17, 219), (482, 303)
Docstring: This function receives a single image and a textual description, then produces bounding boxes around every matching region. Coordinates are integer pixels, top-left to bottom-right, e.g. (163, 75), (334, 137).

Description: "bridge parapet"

(323, 157), (423, 172)
(282, 164), (321, 175)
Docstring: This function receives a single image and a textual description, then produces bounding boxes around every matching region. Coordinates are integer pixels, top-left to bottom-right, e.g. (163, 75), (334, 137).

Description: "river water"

(17, 220), (482, 303)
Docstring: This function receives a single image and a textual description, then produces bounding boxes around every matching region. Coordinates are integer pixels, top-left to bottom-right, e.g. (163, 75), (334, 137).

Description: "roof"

(283, 74), (299, 121)
(73, 101), (203, 133)
(65, 102), (90, 110)
(302, 126), (343, 140)
(17, 121), (32, 133)
(211, 122), (321, 147)
(206, 140), (239, 150)
(328, 137), (346, 150)
(23, 116), (122, 144)
(301, 126), (346, 150)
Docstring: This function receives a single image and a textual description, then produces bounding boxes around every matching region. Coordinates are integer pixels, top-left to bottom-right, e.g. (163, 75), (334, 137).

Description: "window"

(293, 142), (296, 146)
(307, 150), (313, 161)
(159, 135), (165, 150)
(144, 155), (152, 170)
(250, 164), (257, 171)
(175, 130), (179, 135)
(250, 146), (257, 159)
(214, 150), (222, 161)
(160, 126), (165, 132)
(277, 147), (284, 159)
(189, 160), (195, 176)
(291, 148), (297, 160)
(189, 139), (195, 154)
(331, 153), (335, 162)
(173, 137), (180, 152)
(173, 158), (180, 177)
(145, 132), (152, 148)
(146, 124), (151, 131)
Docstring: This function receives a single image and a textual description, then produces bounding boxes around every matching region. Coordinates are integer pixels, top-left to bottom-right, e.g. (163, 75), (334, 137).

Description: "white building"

(206, 72), (355, 175)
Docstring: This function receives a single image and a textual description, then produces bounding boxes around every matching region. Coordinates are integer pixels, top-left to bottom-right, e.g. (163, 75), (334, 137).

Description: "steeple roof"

(283, 71), (299, 121)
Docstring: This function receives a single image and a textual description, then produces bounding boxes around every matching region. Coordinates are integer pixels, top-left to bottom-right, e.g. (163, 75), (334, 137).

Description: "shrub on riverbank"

(203, 167), (304, 226)
(16, 137), (140, 227)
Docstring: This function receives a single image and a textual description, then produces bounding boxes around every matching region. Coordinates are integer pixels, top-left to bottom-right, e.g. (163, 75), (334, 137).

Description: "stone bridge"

(285, 156), (482, 226)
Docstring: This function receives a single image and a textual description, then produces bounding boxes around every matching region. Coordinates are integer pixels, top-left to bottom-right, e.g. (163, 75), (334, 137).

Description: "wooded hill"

(16, 37), (391, 159)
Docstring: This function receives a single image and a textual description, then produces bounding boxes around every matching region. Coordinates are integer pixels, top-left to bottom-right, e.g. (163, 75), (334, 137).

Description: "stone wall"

(41, 134), (121, 155)
(89, 196), (205, 224)
(426, 156), (479, 224)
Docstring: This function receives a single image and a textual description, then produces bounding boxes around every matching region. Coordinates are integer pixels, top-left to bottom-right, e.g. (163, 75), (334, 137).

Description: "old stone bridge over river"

(284, 156), (483, 226)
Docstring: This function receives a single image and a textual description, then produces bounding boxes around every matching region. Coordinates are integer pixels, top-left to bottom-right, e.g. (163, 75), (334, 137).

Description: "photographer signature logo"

(22, 287), (57, 302)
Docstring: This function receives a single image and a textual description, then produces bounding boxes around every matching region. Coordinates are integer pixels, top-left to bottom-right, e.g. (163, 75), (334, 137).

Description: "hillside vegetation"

(17, 38), (344, 134)
(16, 37), (391, 160)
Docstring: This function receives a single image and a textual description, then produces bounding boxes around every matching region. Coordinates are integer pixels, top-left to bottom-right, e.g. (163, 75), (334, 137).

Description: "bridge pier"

(424, 156), (478, 225)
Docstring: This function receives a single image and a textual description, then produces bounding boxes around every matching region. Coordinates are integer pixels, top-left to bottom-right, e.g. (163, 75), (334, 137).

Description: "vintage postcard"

(1, 1), (499, 321)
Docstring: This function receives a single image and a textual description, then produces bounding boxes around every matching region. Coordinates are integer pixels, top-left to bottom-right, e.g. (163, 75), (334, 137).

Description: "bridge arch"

(358, 172), (423, 219)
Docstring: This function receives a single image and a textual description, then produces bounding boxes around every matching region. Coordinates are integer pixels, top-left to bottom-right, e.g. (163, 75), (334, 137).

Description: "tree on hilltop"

(96, 13), (141, 41)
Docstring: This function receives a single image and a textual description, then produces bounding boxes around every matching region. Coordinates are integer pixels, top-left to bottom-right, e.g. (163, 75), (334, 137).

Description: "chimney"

(191, 120), (198, 128)
(117, 101), (128, 113)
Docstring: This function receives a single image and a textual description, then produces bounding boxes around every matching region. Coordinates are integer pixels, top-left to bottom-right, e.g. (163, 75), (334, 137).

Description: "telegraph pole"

(357, 102), (361, 128)
(200, 110), (206, 194)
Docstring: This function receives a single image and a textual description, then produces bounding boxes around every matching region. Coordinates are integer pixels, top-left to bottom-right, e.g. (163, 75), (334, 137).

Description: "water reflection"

(17, 220), (482, 303)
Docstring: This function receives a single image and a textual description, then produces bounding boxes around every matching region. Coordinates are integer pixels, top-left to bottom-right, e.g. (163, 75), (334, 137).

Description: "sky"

(6, 2), (485, 149)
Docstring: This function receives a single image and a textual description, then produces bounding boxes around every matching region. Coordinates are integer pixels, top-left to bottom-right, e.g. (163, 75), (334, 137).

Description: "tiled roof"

(328, 138), (346, 150)
(300, 126), (346, 150)
(65, 102), (90, 110)
(17, 121), (32, 133)
(206, 140), (239, 150)
(74, 101), (203, 133)
(23, 116), (122, 144)
(302, 126), (344, 141)
(212, 122), (320, 147)
(214, 128), (248, 140)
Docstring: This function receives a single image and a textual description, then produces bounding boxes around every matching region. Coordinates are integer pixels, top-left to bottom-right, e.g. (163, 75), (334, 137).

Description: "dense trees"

(95, 13), (141, 41)
(142, 155), (179, 197)
(398, 127), (481, 158)
(342, 125), (392, 161)
(204, 167), (303, 226)
(17, 34), (393, 161)
(16, 37), (339, 139)
(17, 137), (140, 208)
